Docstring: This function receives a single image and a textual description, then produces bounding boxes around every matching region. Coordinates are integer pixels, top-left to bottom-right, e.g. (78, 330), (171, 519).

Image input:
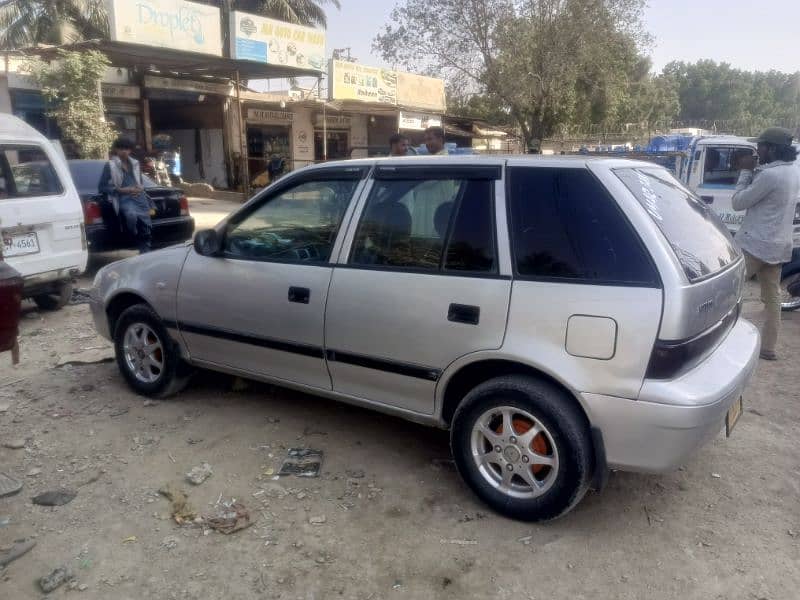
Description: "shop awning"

(5, 40), (322, 80)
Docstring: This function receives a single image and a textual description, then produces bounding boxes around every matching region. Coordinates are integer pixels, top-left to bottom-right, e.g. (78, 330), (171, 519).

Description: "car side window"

(508, 167), (658, 285)
(702, 146), (752, 186)
(223, 178), (359, 263)
(351, 178), (496, 273)
(0, 145), (63, 199)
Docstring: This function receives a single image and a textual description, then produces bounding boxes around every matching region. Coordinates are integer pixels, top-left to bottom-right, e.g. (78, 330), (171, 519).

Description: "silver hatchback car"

(90, 156), (759, 521)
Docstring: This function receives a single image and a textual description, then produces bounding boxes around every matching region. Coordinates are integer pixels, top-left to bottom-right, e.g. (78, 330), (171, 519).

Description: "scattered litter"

(122, 536), (137, 544)
(278, 448), (323, 478)
(0, 516), (10, 527)
(160, 536), (179, 551)
(109, 408), (129, 418)
(440, 538), (478, 546)
(392, 580), (403, 590)
(33, 489), (77, 507)
(517, 535), (532, 545)
(78, 584), (88, 591)
(143, 400), (158, 407)
(187, 438), (204, 445)
(168, 453), (176, 464)
(158, 484), (198, 524)
(2, 439), (25, 449)
(309, 515), (327, 525)
(711, 473), (721, 479)
(0, 538), (35, 568)
(262, 467), (274, 476)
(345, 469), (365, 479)
(266, 417), (280, 424)
(186, 463), (213, 485)
(39, 565), (74, 593)
(69, 288), (93, 305)
(204, 498), (252, 534)
(315, 556), (327, 564)
(26, 467), (42, 477)
(56, 351), (114, 368)
(788, 530), (798, 538)
(0, 472), (22, 497)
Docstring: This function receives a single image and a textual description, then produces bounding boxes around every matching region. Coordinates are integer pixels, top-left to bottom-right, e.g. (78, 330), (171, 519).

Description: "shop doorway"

(247, 125), (291, 184)
(314, 130), (349, 161)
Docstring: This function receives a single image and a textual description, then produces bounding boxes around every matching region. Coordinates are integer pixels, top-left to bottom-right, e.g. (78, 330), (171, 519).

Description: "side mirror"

(194, 229), (221, 257)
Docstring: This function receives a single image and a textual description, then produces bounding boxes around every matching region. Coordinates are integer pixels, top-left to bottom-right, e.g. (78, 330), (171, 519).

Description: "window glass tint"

(445, 179), (495, 272)
(67, 161), (104, 194)
(351, 178), (497, 272)
(224, 179), (358, 262)
(351, 179), (461, 269)
(508, 167), (658, 285)
(702, 146), (753, 187)
(0, 145), (63, 199)
(616, 167), (739, 282)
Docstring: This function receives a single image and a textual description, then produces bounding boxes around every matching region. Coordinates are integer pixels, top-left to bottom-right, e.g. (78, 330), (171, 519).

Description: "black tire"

(780, 272), (800, 312)
(450, 375), (593, 522)
(113, 304), (192, 398)
(33, 281), (73, 311)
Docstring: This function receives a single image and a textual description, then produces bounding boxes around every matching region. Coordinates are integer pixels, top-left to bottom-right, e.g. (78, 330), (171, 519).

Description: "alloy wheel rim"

(470, 406), (559, 500)
(122, 322), (165, 384)
(779, 273), (800, 310)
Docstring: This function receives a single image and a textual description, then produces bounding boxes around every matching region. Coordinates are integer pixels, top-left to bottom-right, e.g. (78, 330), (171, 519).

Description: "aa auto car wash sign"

(230, 11), (325, 72)
(108, 0), (223, 56)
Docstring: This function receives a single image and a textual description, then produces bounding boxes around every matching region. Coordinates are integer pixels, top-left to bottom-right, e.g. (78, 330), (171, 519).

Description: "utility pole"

(332, 47), (356, 63)
(221, 0), (232, 58)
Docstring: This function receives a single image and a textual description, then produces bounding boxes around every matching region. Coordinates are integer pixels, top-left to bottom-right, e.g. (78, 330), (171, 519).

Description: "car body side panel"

(503, 281), (662, 400)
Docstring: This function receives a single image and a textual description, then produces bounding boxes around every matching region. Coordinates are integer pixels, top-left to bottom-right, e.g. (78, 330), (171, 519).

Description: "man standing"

(424, 126), (448, 155)
(389, 133), (410, 156)
(733, 127), (800, 360)
(99, 137), (155, 254)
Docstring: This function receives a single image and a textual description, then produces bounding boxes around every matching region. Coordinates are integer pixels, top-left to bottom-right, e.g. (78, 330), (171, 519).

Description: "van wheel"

(451, 375), (593, 521)
(113, 304), (192, 398)
(33, 282), (73, 311)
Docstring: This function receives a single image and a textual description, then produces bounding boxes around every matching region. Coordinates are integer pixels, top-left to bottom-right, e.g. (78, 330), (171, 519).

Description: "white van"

(678, 135), (800, 242)
(0, 115), (87, 310)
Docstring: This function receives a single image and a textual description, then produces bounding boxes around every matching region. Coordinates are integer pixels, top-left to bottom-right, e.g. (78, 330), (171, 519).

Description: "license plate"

(2, 232), (39, 257)
(721, 213), (744, 225)
(726, 396), (743, 437)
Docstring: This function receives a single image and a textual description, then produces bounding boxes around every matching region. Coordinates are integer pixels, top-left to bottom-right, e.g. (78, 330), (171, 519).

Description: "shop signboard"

(144, 75), (231, 96)
(107, 0), (222, 56)
(314, 114), (352, 129)
(329, 60), (397, 105)
(230, 11), (326, 72)
(398, 111), (442, 131)
(102, 84), (141, 100)
(396, 72), (446, 113)
(247, 108), (295, 124)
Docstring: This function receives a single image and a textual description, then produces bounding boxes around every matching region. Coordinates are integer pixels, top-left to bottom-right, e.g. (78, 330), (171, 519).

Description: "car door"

(176, 167), (368, 390)
(698, 144), (754, 230)
(324, 164), (512, 415)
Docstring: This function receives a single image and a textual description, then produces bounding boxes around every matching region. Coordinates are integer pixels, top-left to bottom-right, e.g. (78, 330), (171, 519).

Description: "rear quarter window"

(507, 167), (659, 286)
(0, 145), (63, 199)
(615, 167), (739, 282)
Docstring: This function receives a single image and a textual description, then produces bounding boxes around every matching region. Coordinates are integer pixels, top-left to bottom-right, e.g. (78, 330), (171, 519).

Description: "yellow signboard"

(329, 60), (397, 105)
(397, 71), (446, 113)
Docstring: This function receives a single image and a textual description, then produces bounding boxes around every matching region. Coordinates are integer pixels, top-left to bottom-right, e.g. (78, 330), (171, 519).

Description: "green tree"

(25, 50), (116, 159)
(0, 0), (108, 49)
(375, 0), (650, 149)
(201, 0), (339, 27)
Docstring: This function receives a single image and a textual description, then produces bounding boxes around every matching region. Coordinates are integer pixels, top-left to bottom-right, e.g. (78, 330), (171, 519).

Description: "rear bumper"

(87, 217), (195, 252)
(21, 267), (80, 295)
(583, 318), (760, 473)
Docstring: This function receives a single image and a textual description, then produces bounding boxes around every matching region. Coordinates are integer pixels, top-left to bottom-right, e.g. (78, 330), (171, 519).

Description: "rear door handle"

(448, 303), (480, 325)
(288, 286), (310, 304)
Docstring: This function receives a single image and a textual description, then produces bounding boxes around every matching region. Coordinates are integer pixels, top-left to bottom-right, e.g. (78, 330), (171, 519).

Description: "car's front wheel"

(114, 304), (191, 398)
(451, 375), (593, 521)
(33, 281), (73, 311)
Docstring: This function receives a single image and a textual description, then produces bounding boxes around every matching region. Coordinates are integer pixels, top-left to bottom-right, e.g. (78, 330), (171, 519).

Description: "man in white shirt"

(733, 127), (800, 360)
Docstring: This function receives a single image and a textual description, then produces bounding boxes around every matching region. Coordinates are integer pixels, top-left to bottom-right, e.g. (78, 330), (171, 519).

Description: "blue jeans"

(119, 194), (153, 254)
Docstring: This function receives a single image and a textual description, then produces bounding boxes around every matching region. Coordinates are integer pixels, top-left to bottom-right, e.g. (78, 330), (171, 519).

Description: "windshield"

(615, 167), (739, 282)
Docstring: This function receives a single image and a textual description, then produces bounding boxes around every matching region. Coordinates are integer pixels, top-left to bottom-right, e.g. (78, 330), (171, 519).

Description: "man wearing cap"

(733, 127), (800, 360)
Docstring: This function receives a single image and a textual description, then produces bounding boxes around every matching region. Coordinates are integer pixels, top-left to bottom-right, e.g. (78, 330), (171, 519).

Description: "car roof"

(306, 154), (662, 171)
(693, 135), (755, 147)
(0, 114), (50, 144)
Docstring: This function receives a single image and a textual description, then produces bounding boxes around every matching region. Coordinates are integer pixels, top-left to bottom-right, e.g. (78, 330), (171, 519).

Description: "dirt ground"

(1, 198), (798, 599)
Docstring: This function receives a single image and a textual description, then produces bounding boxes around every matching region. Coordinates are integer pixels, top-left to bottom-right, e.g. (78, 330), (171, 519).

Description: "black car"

(68, 160), (195, 252)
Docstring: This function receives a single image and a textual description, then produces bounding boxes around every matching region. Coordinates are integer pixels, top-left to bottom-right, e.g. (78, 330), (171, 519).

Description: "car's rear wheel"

(33, 281), (72, 311)
(114, 304), (191, 398)
(451, 375), (593, 521)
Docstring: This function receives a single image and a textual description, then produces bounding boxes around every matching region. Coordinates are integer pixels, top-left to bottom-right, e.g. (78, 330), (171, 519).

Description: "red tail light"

(179, 195), (190, 216)
(84, 201), (103, 225)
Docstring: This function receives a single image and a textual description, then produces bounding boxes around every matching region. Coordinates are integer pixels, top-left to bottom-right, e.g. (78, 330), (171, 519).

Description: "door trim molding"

(172, 320), (442, 381)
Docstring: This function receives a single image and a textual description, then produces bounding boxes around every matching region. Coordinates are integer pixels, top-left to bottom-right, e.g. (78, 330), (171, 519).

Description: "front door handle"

(288, 286), (310, 304)
(448, 303), (480, 325)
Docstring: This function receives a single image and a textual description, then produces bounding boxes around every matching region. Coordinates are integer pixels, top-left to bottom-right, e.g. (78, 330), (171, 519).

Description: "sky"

(321, 0), (800, 74)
